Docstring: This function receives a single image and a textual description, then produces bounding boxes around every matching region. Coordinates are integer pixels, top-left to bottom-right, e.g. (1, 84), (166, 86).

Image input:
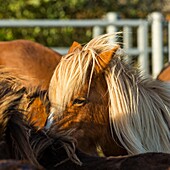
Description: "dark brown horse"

(0, 40), (62, 90)
(48, 34), (170, 157)
(157, 62), (170, 81)
(0, 160), (43, 170)
(0, 67), (170, 170)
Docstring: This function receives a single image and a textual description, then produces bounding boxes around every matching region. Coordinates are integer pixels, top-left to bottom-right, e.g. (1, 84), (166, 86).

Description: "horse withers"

(0, 40), (62, 90)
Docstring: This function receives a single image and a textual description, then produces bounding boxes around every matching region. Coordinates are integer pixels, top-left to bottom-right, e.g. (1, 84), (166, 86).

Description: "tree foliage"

(0, 0), (165, 48)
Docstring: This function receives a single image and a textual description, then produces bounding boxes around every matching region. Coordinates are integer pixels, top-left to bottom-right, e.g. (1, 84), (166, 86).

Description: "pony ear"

(95, 45), (120, 73)
(68, 41), (82, 54)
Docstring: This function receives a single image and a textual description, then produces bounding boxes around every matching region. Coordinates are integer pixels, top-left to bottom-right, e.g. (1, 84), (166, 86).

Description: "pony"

(0, 67), (170, 170)
(0, 39), (62, 90)
(48, 33), (170, 156)
(157, 62), (170, 81)
(0, 73), (40, 167)
(0, 67), (49, 128)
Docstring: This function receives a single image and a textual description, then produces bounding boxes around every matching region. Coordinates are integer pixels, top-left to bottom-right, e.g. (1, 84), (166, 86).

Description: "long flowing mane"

(49, 34), (120, 114)
(49, 33), (170, 154)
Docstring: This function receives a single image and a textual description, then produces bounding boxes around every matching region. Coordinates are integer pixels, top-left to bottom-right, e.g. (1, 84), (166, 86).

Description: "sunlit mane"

(49, 33), (170, 154)
(105, 60), (170, 154)
(49, 33), (120, 116)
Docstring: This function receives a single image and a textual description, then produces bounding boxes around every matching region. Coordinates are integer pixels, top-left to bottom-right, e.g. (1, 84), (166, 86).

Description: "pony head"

(48, 34), (127, 155)
(48, 33), (170, 156)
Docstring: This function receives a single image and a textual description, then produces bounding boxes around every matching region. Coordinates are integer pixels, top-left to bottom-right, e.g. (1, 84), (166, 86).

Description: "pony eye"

(72, 97), (87, 106)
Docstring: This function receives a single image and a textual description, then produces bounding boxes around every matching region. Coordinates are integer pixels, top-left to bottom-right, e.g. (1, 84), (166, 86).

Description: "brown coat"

(0, 40), (62, 90)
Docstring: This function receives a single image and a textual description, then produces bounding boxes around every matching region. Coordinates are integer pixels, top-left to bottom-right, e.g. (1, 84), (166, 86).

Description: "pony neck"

(106, 60), (170, 154)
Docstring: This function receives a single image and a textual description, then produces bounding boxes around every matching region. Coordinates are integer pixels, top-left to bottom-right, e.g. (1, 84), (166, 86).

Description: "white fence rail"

(0, 12), (168, 77)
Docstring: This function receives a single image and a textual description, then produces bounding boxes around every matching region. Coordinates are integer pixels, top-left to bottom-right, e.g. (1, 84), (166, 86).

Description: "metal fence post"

(137, 21), (149, 75)
(92, 26), (103, 38)
(106, 12), (118, 42)
(150, 12), (164, 78)
(168, 21), (170, 62)
(123, 26), (132, 63)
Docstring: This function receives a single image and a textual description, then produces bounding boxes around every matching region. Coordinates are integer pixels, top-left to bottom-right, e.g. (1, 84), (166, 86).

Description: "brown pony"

(0, 70), (79, 169)
(48, 33), (170, 157)
(0, 67), (170, 170)
(157, 62), (170, 81)
(0, 68), (49, 128)
(0, 40), (62, 90)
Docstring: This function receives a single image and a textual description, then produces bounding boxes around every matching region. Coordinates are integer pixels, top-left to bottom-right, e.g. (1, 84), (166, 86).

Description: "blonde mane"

(106, 58), (170, 154)
(49, 33), (170, 154)
(49, 33), (120, 117)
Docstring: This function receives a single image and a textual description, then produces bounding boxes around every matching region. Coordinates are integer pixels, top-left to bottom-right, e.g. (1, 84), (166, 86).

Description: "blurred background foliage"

(0, 0), (167, 48)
